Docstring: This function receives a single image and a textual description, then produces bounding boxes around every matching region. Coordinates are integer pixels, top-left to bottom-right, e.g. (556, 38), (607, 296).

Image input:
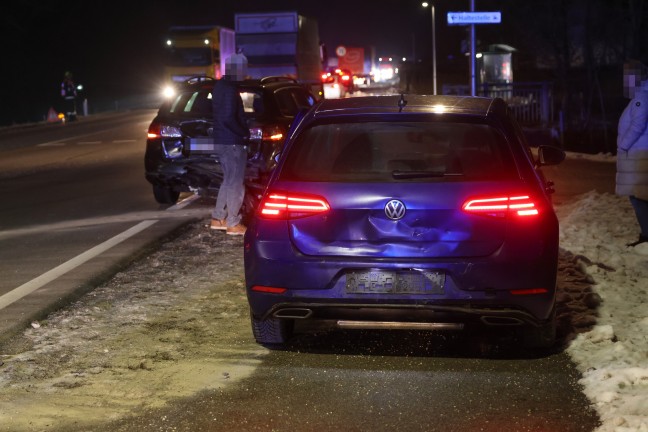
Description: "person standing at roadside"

(209, 53), (250, 236)
(616, 60), (648, 247)
(60, 71), (77, 121)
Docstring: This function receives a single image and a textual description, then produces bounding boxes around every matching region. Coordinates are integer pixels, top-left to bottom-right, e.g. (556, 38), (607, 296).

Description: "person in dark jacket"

(60, 71), (77, 121)
(210, 53), (250, 236)
(616, 60), (648, 247)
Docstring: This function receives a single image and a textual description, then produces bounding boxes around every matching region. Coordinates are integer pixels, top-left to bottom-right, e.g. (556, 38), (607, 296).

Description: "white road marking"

(35, 129), (119, 147)
(170, 194), (202, 210)
(0, 220), (158, 310)
(37, 142), (66, 147)
(37, 139), (138, 147)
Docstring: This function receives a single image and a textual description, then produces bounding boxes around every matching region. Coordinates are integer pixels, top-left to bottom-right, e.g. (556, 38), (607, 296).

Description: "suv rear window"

(169, 89), (212, 115)
(279, 121), (517, 182)
(167, 88), (265, 116)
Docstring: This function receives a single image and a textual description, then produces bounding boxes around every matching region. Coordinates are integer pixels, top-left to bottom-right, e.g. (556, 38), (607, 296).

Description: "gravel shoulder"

(0, 220), (267, 431)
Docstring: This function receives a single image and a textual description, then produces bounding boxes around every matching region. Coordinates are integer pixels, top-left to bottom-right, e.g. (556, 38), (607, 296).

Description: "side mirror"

(537, 145), (565, 166)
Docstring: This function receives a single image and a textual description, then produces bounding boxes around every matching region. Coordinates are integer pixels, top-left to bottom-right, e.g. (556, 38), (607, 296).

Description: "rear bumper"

(244, 237), (558, 323)
(255, 301), (551, 328)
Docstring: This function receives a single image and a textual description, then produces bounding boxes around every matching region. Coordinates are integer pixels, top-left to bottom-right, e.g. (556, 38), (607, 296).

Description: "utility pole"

(470, 0), (476, 96)
(422, 2), (437, 95)
(432, 2), (437, 95)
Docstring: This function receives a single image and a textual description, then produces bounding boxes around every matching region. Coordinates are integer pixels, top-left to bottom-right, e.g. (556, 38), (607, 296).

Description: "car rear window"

(166, 88), (265, 116)
(169, 89), (212, 116)
(279, 121), (517, 182)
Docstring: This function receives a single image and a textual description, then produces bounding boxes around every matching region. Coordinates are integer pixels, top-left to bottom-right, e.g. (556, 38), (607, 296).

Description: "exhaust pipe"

(337, 321), (464, 331)
(273, 308), (313, 319)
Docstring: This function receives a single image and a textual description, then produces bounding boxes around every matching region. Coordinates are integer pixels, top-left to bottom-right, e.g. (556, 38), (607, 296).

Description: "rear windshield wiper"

(391, 170), (464, 179)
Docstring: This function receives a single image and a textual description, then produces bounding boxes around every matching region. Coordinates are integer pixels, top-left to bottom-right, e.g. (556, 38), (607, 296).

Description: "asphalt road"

(0, 111), (209, 343)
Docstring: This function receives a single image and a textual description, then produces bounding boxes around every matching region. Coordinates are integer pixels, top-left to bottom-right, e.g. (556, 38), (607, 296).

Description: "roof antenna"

(398, 93), (408, 112)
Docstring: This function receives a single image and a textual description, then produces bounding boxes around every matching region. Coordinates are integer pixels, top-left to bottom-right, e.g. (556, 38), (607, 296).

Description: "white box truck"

(234, 11), (324, 94)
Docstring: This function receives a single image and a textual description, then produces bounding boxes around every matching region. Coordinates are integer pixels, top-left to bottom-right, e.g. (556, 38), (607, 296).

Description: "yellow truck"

(161, 25), (235, 98)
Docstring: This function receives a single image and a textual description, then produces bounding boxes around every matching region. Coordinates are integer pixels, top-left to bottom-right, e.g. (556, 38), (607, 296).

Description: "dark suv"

(144, 76), (317, 213)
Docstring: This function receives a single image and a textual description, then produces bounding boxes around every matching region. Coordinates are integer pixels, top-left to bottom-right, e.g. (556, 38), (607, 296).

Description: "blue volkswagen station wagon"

(243, 94), (565, 349)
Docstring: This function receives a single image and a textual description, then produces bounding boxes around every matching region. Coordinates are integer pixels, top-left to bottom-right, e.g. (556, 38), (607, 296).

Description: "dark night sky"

(2, 1), (643, 127)
(1, 0), (471, 126)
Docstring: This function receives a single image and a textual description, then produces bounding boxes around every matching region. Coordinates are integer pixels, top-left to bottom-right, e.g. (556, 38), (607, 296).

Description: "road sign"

(447, 11), (501, 25)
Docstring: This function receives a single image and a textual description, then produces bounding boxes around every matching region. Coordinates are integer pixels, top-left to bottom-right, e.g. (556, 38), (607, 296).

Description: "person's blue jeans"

(212, 145), (247, 227)
(629, 195), (648, 237)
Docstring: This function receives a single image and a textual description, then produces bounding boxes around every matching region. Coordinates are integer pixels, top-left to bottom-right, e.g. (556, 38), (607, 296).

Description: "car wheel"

(152, 184), (180, 204)
(250, 310), (294, 346)
(522, 310), (556, 349)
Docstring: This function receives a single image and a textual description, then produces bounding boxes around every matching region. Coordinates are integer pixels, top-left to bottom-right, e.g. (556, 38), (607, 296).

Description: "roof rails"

(259, 76), (298, 84)
(185, 75), (216, 85)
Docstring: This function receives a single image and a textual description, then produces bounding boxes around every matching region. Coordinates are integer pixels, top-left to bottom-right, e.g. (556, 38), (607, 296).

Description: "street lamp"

(422, 1), (437, 95)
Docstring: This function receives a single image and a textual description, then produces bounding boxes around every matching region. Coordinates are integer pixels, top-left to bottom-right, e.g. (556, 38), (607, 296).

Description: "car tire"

(250, 310), (294, 346)
(522, 310), (557, 349)
(152, 184), (180, 204)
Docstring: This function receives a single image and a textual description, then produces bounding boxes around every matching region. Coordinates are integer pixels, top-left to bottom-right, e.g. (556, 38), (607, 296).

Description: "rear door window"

(239, 90), (264, 114)
(275, 88), (316, 117)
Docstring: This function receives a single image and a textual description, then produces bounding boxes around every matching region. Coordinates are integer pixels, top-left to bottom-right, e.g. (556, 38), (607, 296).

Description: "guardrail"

(442, 82), (554, 127)
(477, 82), (553, 127)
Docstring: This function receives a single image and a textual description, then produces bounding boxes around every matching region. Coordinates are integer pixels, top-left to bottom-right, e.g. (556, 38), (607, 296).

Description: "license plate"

(186, 138), (224, 154)
(345, 270), (445, 295)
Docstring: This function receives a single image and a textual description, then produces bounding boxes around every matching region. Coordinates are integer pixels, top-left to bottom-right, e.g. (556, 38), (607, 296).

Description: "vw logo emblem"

(385, 199), (406, 220)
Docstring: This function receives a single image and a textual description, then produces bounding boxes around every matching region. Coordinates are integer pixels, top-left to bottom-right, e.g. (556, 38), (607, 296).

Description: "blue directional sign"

(447, 11), (501, 25)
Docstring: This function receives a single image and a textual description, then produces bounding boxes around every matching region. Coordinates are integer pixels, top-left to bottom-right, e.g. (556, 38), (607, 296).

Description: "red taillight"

(147, 122), (161, 139)
(251, 285), (287, 294)
(264, 125), (286, 141)
(510, 288), (548, 295)
(341, 75), (350, 81)
(462, 195), (540, 218)
(321, 72), (334, 83)
(259, 191), (330, 219)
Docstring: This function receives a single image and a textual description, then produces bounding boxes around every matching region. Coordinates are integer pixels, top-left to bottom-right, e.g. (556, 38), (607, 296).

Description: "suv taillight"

(147, 122), (160, 139)
(249, 125), (286, 142)
(147, 121), (182, 139)
(461, 194), (539, 218)
(259, 191), (330, 219)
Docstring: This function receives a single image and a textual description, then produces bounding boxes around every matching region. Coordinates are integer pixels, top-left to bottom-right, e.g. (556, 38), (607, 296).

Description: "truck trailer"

(234, 11), (324, 95)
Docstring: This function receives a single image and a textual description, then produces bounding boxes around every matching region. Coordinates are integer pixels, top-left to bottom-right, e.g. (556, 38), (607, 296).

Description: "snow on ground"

(557, 152), (648, 432)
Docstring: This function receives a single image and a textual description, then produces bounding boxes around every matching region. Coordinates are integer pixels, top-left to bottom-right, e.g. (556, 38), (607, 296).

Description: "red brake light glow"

(251, 285), (287, 294)
(259, 192), (330, 219)
(510, 288), (548, 295)
(462, 195), (539, 217)
(147, 122), (160, 139)
(263, 125), (285, 141)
